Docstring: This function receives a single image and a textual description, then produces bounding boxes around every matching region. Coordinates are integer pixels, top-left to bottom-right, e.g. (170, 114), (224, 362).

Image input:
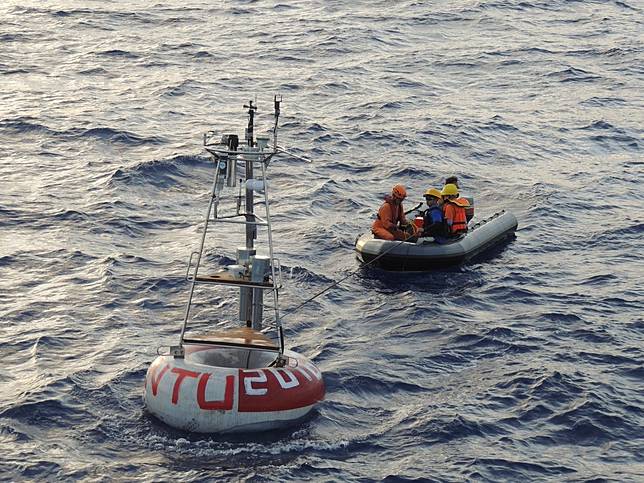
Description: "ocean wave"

(0, 119), (166, 148)
(585, 221), (644, 245)
(2, 1), (643, 480)
(108, 155), (210, 187)
(80, 127), (166, 145)
(546, 66), (602, 83)
(0, 118), (57, 135)
(580, 96), (628, 107)
(282, 265), (337, 287)
(0, 33), (31, 42)
(95, 49), (140, 59)
(448, 331), (538, 356)
(337, 372), (428, 397)
(78, 67), (110, 75)
(159, 79), (208, 98)
(469, 457), (576, 481)
(193, 50), (217, 59)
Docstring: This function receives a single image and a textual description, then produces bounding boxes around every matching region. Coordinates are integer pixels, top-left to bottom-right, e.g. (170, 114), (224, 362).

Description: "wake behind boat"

(355, 210), (518, 271)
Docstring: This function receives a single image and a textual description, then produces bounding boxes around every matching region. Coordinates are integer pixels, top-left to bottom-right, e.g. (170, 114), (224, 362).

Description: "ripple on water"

(1, 1), (642, 480)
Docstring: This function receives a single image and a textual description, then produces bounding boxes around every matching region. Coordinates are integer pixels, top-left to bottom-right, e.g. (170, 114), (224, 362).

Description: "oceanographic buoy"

(144, 98), (325, 433)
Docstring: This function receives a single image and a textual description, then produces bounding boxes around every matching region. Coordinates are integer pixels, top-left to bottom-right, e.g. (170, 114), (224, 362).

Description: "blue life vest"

(423, 205), (445, 238)
(424, 205), (443, 225)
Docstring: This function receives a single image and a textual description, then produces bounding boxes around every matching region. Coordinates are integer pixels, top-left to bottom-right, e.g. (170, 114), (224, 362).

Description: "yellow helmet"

(392, 184), (407, 200)
(441, 183), (459, 196)
(424, 188), (442, 199)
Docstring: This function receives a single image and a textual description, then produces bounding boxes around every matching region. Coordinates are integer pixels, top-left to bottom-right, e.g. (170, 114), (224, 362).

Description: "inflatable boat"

(355, 210), (518, 271)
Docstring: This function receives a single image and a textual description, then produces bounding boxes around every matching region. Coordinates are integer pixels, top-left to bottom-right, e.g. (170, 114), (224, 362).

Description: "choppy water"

(1, 1), (643, 481)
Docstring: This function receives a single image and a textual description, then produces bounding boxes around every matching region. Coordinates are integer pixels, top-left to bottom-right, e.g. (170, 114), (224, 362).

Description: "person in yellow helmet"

(372, 184), (414, 241)
(421, 188), (445, 238)
(444, 175), (474, 221)
(441, 183), (469, 235)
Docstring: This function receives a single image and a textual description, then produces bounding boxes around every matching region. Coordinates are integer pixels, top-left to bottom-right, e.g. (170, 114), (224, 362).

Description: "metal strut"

(175, 164), (223, 358)
(260, 156), (284, 354)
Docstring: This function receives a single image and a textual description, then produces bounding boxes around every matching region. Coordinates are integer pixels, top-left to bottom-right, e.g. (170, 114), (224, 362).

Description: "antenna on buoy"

(244, 99), (257, 147)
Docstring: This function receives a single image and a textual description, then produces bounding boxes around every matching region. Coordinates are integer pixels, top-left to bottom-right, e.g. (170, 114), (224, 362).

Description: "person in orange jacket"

(441, 183), (469, 236)
(444, 175), (474, 222)
(372, 184), (413, 241)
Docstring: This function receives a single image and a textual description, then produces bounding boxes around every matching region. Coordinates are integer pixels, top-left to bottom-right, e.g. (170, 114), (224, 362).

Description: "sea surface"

(1, 0), (643, 481)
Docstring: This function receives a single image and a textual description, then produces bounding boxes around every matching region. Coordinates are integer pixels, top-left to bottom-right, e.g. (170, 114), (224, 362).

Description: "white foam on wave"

(143, 433), (349, 457)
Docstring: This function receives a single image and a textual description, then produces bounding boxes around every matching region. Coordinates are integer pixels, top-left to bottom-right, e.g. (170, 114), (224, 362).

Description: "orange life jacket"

(372, 197), (406, 233)
(443, 199), (468, 235)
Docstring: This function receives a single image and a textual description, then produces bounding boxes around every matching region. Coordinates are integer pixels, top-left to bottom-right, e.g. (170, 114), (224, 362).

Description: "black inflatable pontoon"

(355, 210), (518, 271)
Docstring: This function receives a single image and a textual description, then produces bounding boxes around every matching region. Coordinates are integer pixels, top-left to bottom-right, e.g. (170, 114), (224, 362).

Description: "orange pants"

(373, 226), (408, 241)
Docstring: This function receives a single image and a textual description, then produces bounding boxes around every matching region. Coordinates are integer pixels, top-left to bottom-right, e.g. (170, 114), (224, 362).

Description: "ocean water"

(1, 0), (643, 481)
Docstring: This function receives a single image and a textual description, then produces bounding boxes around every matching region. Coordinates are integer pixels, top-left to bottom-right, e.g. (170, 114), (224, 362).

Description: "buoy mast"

(172, 96), (285, 362)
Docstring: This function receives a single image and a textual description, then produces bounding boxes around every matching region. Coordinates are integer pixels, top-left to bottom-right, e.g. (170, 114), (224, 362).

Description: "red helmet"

(392, 184), (407, 200)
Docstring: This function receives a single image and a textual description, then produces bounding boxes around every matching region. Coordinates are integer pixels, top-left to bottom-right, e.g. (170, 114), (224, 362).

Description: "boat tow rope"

(281, 228), (417, 320)
(275, 146), (313, 163)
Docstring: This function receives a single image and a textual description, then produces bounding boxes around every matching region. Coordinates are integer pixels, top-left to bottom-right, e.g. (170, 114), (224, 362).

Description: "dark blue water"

(1, 1), (643, 481)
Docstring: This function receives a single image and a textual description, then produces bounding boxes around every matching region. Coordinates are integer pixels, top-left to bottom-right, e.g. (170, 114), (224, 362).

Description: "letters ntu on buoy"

(144, 98), (325, 433)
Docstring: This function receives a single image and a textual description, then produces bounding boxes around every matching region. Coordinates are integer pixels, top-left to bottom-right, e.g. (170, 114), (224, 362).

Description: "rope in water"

(281, 225), (420, 319)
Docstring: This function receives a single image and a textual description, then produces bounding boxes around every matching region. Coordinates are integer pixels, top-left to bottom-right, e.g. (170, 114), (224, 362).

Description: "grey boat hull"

(355, 210), (518, 271)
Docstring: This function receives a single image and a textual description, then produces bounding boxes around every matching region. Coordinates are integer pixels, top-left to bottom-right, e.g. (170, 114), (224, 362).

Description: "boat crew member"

(445, 175), (459, 188)
(444, 175), (474, 222)
(372, 184), (414, 241)
(421, 188), (445, 238)
(441, 183), (469, 236)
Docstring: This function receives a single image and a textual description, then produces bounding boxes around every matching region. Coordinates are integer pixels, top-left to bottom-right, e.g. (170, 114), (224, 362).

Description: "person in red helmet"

(372, 184), (414, 241)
